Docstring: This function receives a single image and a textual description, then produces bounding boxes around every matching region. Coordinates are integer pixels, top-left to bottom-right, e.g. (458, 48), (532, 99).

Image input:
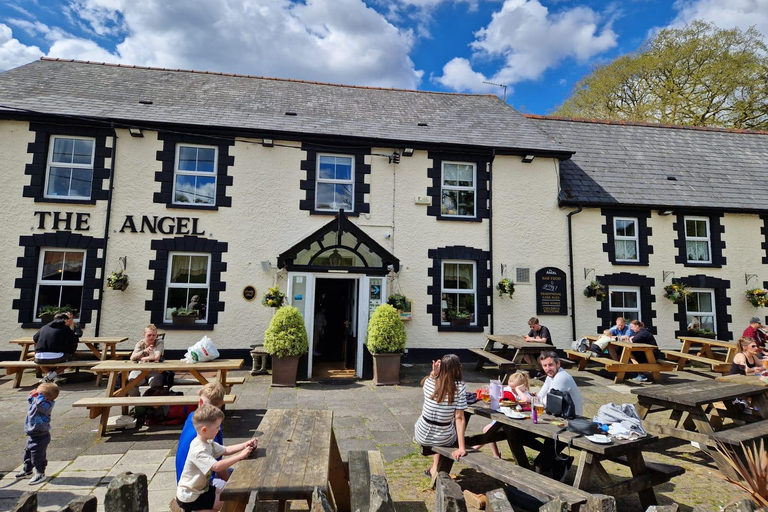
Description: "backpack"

(571, 337), (589, 353)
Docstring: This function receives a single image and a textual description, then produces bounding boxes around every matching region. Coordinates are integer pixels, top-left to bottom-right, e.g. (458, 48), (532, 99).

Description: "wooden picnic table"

(566, 340), (674, 383)
(716, 373), (768, 386)
(471, 334), (550, 383)
(458, 404), (682, 509)
(662, 336), (739, 374)
(221, 409), (350, 512)
(632, 380), (768, 477)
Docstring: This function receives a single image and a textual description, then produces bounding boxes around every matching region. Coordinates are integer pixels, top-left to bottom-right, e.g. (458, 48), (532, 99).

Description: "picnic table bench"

(471, 334), (560, 383)
(565, 340), (674, 383)
(348, 451), (392, 512)
(662, 336), (738, 374)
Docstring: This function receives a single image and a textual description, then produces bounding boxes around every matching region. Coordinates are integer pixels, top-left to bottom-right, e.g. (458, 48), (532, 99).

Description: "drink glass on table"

(534, 398), (545, 415)
(763, 358), (768, 370)
(481, 385), (491, 403)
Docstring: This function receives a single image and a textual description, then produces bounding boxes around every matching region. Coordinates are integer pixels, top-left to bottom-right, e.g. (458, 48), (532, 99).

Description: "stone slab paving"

(0, 359), (749, 511)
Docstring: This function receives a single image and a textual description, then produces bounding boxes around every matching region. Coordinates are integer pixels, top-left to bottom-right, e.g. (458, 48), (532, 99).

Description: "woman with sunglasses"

(728, 337), (763, 375)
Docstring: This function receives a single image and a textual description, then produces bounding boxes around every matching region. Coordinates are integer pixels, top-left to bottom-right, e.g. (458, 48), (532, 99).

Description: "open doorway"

(313, 278), (357, 380)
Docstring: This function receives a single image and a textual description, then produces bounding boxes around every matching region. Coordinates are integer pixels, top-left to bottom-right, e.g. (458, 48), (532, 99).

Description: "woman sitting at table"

(728, 337), (763, 376)
(414, 354), (467, 478)
(128, 324), (165, 395)
(627, 320), (661, 383)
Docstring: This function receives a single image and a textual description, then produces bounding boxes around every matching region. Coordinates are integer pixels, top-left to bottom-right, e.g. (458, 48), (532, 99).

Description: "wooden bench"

(73, 394), (237, 436)
(0, 360), (102, 388)
(470, 348), (516, 374)
(422, 445), (608, 512)
(565, 350), (675, 383)
(348, 450), (391, 512)
(662, 350), (732, 373)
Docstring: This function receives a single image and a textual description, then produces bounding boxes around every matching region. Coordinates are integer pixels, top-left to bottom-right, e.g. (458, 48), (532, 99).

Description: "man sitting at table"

(176, 382), (229, 489)
(33, 312), (81, 384)
(524, 317), (553, 376)
(534, 350), (583, 481)
(743, 317), (768, 355)
(609, 316), (632, 340)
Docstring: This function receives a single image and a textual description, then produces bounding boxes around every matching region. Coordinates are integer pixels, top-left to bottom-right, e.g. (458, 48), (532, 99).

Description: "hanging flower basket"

(496, 278), (515, 298)
(583, 280), (607, 301)
(262, 285), (286, 308)
(106, 270), (129, 291)
(663, 282), (691, 304)
(387, 293), (408, 311)
(746, 288), (768, 308)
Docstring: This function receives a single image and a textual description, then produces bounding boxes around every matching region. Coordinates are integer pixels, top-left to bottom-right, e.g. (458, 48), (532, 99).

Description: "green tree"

(555, 21), (768, 130)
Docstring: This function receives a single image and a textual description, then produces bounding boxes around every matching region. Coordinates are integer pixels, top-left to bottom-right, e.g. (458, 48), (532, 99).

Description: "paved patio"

(0, 360), (748, 512)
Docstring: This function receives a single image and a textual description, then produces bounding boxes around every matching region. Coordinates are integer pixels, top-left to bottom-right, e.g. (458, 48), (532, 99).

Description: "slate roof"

(0, 58), (568, 155)
(527, 115), (768, 213)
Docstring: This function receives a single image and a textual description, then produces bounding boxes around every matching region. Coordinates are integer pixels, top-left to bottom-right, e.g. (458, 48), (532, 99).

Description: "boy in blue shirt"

(176, 382), (227, 487)
(16, 382), (59, 485)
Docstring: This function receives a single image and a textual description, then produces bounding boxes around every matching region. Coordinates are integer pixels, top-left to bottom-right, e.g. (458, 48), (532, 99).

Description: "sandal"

(423, 469), (433, 478)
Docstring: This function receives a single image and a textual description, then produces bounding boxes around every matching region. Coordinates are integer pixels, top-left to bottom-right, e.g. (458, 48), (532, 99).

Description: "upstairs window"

(45, 136), (95, 199)
(685, 217), (711, 264)
(614, 218), (639, 262)
(315, 154), (354, 212)
(441, 162), (476, 218)
(164, 253), (210, 322)
(35, 249), (85, 320)
(173, 145), (218, 205)
(441, 261), (476, 325)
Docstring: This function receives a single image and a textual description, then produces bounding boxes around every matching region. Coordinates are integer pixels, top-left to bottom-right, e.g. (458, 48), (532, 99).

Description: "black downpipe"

(567, 205), (583, 341)
(94, 130), (118, 336)
(488, 150), (496, 334)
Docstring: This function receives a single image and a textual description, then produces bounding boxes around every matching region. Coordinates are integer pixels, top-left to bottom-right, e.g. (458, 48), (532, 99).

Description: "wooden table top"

(11, 336), (129, 345)
(677, 337), (738, 349)
(222, 409), (333, 502)
(609, 341), (657, 350)
(716, 374), (768, 386)
(467, 405), (656, 456)
(92, 359), (243, 371)
(631, 380), (768, 406)
(486, 334), (547, 349)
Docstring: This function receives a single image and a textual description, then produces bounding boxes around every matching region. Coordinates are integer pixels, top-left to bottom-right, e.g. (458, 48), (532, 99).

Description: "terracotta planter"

(271, 355), (300, 387)
(172, 315), (198, 326)
(372, 353), (402, 386)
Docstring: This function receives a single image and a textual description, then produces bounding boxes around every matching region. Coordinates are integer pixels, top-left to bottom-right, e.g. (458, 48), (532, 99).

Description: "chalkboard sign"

(536, 267), (567, 316)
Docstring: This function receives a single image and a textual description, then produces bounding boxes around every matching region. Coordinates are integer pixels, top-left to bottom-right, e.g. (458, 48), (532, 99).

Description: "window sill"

(683, 262), (721, 268)
(436, 216), (482, 223)
(437, 325), (485, 333)
(166, 204), (219, 211)
(157, 323), (214, 331)
(34, 198), (97, 205)
(21, 322), (44, 329)
(611, 261), (648, 266)
(311, 210), (359, 217)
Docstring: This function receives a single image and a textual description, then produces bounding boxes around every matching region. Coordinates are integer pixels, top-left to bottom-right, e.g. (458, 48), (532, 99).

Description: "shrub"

(366, 304), (406, 354)
(170, 308), (197, 317)
(264, 306), (309, 358)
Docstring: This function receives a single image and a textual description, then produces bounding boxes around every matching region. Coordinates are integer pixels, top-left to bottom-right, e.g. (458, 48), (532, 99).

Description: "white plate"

(499, 407), (526, 419)
(586, 434), (612, 444)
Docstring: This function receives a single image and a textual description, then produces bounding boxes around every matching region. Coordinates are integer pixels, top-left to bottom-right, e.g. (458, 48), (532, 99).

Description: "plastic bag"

(183, 336), (220, 363)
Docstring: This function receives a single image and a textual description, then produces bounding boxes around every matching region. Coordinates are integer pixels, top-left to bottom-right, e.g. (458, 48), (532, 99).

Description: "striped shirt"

(414, 377), (467, 447)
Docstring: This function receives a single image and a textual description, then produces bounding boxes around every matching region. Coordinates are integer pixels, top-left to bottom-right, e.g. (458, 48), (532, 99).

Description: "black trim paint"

(601, 209), (653, 266)
(673, 275), (732, 340)
(154, 132), (234, 210)
(761, 215), (768, 265)
(23, 123), (113, 202)
(673, 213), (726, 267)
(594, 273), (656, 333)
(145, 236), (228, 327)
(427, 152), (491, 222)
(13, 231), (105, 326)
(427, 246), (490, 332)
(299, 144), (370, 216)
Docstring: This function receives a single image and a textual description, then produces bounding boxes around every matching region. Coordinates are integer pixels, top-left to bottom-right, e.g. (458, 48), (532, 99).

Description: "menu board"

(536, 267), (567, 316)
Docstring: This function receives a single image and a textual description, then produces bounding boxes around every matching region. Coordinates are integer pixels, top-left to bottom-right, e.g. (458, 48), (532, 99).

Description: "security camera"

(387, 264), (394, 271)
(384, 233), (391, 239)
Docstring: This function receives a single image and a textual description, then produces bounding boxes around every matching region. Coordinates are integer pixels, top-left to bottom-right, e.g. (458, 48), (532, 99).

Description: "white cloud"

(0, 24), (44, 71)
(434, 0), (617, 93)
(670, 0), (768, 38)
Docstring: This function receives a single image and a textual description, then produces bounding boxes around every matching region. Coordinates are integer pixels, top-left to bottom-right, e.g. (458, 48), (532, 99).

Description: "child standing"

(474, 372), (532, 458)
(176, 404), (257, 511)
(17, 382), (59, 485)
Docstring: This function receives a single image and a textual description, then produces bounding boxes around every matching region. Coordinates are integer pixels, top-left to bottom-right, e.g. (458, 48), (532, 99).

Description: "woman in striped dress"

(414, 354), (468, 478)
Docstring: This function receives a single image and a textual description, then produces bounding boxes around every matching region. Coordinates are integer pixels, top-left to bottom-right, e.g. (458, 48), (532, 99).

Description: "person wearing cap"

(743, 317), (768, 353)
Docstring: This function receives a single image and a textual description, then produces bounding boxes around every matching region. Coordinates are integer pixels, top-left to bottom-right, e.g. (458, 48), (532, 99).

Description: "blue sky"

(0, 0), (766, 114)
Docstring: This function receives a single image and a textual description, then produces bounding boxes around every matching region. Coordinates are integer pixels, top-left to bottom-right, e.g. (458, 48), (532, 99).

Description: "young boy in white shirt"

(176, 404), (257, 511)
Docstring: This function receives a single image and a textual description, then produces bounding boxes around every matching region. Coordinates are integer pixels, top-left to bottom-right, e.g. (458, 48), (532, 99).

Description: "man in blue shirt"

(609, 317), (632, 340)
(175, 382), (227, 487)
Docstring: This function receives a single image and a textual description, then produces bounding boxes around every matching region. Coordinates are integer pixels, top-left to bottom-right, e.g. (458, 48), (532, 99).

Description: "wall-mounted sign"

(536, 267), (567, 316)
(119, 215), (204, 235)
(243, 286), (256, 301)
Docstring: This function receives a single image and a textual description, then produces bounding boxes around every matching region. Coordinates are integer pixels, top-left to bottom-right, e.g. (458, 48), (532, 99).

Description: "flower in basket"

(496, 278), (515, 298)
(386, 293), (408, 311)
(262, 285), (286, 308)
(583, 280), (607, 301)
(746, 288), (768, 308)
(106, 269), (129, 291)
(663, 282), (691, 304)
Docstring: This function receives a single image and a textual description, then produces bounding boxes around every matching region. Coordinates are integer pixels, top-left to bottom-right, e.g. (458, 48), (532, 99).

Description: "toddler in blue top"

(17, 382), (59, 485)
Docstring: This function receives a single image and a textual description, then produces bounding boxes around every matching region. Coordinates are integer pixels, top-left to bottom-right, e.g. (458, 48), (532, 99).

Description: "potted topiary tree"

(263, 306), (309, 387)
(366, 304), (407, 386)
